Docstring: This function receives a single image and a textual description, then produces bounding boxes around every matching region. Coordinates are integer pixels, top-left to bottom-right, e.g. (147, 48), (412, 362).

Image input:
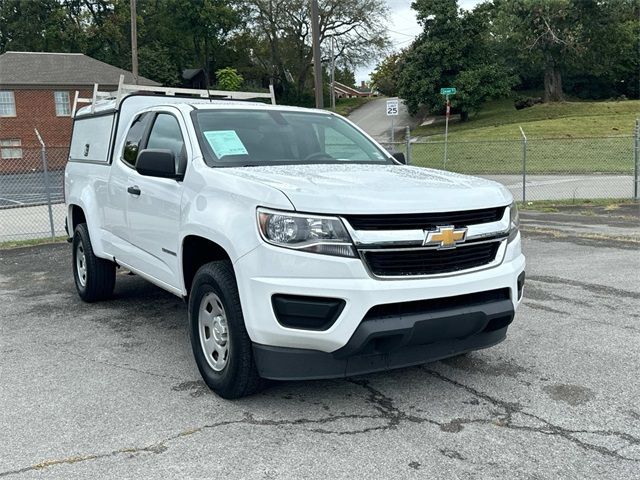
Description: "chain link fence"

(1, 122), (638, 243)
(0, 147), (67, 242)
(377, 121), (640, 203)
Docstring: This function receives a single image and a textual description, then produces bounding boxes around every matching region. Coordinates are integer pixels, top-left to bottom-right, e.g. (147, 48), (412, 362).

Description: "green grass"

(413, 98), (640, 140)
(409, 135), (634, 174)
(327, 97), (374, 116)
(408, 98), (640, 174)
(0, 236), (66, 250)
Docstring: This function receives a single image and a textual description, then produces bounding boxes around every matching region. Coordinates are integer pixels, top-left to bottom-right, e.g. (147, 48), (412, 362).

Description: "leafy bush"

(216, 68), (243, 91)
(514, 96), (543, 110)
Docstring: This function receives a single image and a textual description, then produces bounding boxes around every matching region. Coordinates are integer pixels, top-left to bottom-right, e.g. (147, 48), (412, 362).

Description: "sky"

(355, 0), (482, 83)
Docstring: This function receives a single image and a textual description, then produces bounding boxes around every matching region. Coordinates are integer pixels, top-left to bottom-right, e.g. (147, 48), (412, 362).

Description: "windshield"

(192, 109), (391, 167)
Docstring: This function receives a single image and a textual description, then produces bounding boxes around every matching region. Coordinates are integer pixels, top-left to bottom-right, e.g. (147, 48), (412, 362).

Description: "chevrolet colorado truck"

(65, 83), (525, 398)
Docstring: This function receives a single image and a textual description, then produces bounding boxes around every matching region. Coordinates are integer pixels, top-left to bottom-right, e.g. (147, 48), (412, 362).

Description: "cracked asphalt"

(1, 214), (639, 479)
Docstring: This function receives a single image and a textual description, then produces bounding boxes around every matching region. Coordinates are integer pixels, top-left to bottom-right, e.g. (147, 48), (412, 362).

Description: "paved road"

(484, 174), (634, 202)
(1, 215), (639, 479)
(0, 203), (66, 242)
(0, 170), (64, 207)
(348, 97), (418, 142)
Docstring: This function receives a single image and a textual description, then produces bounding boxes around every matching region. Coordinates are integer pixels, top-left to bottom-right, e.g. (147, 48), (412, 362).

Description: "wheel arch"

(68, 204), (87, 234)
(181, 235), (234, 296)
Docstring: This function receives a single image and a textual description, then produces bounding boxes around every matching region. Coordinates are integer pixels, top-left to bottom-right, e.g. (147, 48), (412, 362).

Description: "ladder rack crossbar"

(73, 75), (276, 117)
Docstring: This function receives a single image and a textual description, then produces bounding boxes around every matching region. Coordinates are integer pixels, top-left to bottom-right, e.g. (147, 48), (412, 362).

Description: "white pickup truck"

(65, 83), (525, 398)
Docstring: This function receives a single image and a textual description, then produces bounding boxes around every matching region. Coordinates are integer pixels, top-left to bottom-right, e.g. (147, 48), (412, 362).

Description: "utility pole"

(310, 0), (323, 108)
(130, 0), (139, 85)
(330, 36), (336, 110)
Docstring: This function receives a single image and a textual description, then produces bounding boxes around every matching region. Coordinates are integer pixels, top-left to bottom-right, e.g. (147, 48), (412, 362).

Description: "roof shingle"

(0, 51), (160, 87)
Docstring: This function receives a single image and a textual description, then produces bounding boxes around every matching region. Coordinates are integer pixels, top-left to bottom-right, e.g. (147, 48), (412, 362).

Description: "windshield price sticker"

(386, 99), (399, 116)
(203, 130), (249, 158)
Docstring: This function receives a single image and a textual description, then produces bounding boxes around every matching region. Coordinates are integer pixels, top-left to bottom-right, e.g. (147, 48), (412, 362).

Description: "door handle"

(127, 185), (141, 196)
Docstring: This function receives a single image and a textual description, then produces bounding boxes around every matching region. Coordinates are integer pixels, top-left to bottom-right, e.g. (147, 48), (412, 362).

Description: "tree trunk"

(460, 111), (469, 122)
(544, 64), (564, 102)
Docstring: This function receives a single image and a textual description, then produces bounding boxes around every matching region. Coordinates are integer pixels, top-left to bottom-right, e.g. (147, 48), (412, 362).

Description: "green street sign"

(440, 87), (457, 95)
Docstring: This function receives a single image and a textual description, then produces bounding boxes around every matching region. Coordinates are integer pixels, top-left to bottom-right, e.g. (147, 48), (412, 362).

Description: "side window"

(122, 113), (151, 167)
(146, 114), (186, 172)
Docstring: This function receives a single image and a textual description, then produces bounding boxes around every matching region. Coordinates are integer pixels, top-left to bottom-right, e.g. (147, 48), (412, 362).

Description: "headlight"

(257, 208), (356, 257)
(508, 201), (519, 241)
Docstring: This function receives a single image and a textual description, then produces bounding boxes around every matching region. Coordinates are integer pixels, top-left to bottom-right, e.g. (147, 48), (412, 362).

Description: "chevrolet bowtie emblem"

(424, 225), (468, 249)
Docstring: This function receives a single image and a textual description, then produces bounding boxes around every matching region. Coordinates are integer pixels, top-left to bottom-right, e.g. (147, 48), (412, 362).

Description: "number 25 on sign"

(386, 99), (399, 116)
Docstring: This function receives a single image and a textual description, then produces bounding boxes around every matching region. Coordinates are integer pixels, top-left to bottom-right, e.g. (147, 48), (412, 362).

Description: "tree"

(334, 66), (355, 88)
(397, 0), (515, 118)
(216, 67), (243, 90)
(565, 0), (639, 99)
(492, 0), (580, 102)
(139, 42), (180, 86)
(247, 0), (389, 103)
(370, 51), (405, 96)
(0, 0), (85, 53)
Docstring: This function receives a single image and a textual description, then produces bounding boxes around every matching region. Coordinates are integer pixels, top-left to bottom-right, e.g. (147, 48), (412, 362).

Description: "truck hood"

(224, 164), (512, 214)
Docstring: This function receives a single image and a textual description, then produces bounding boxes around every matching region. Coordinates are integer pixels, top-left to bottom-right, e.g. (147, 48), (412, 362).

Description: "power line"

(387, 28), (418, 38)
(389, 37), (415, 47)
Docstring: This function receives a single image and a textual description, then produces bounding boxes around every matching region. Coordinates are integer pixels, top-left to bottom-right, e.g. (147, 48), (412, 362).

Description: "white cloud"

(355, 0), (482, 83)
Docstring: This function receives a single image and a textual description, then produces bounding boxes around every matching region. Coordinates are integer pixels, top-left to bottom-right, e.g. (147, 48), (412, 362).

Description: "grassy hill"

(406, 98), (640, 175)
(413, 98), (640, 140)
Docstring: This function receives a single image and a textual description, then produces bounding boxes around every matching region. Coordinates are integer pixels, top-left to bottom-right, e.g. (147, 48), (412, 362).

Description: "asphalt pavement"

(0, 171), (64, 207)
(1, 213), (639, 479)
(348, 97), (418, 141)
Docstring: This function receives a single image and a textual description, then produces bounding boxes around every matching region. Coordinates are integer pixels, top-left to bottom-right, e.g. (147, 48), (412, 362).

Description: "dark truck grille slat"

(345, 206), (506, 231)
(364, 288), (511, 320)
(363, 242), (500, 276)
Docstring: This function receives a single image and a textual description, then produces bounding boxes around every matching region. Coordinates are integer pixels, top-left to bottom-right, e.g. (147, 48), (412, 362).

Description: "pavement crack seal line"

(422, 368), (640, 462)
(0, 396), (402, 477)
(3, 373), (639, 477)
(57, 347), (184, 381)
(527, 275), (640, 301)
(0, 379), (478, 476)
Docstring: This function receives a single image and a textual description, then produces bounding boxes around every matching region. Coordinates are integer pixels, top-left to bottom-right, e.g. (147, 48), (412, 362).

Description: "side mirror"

(392, 152), (406, 164)
(136, 149), (180, 179)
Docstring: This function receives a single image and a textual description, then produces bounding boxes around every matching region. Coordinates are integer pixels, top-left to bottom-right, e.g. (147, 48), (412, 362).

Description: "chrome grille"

(344, 205), (511, 278)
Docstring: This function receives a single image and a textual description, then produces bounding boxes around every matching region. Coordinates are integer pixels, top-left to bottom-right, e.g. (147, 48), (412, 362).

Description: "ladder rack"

(72, 74), (276, 117)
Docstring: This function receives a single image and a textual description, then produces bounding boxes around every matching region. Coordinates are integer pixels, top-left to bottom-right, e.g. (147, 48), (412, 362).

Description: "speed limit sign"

(386, 98), (399, 116)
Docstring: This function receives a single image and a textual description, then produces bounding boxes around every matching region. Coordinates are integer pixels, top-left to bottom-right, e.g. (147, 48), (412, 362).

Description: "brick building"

(0, 51), (158, 172)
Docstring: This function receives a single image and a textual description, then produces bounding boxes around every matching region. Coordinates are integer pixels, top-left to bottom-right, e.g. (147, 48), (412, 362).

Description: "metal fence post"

(405, 126), (411, 165)
(34, 128), (56, 238)
(634, 119), (639, 200)
(519, 126), (527, 203)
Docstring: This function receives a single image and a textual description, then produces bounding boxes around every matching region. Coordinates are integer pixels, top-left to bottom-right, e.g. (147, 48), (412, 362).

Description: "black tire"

(188, 261), (263, 399)
(72, 223), (116, 302)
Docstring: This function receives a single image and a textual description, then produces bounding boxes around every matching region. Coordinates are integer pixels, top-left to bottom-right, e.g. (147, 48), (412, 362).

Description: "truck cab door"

(124, 111), (187, 290)
(104, 112), (154, 260)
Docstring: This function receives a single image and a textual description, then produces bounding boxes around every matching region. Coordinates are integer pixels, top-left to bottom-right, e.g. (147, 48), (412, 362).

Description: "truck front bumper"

(234, 233), (525, 378)
(252, 294), (515, 380)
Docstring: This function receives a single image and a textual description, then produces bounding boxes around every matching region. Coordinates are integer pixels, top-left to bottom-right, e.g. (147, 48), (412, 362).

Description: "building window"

(54, 91), (71, 116)
(0, 91), (16, 116)
(0, 139), (22, 159)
